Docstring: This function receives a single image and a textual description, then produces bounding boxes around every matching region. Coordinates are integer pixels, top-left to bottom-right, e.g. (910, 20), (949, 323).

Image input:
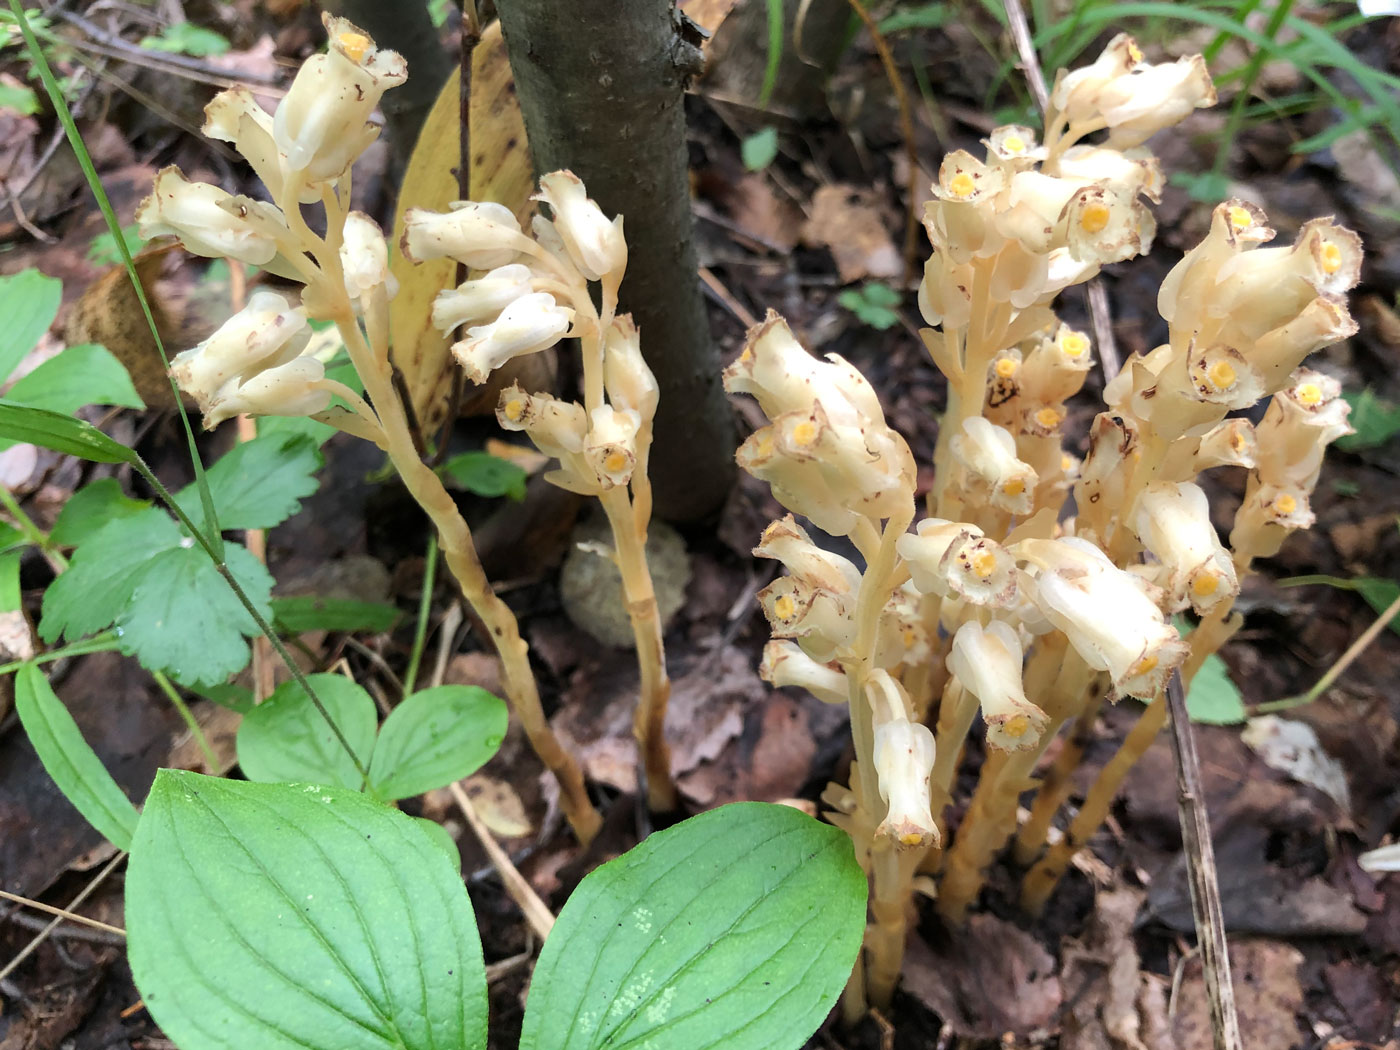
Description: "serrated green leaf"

(51, 478), (151, 547)
(179, 433), (322, 533)
(741, 126), (779, 172)
(14, 663), (140, 850)
(0, 399), (138, 464)
(6, 343), (144, 420)
(271, 595), (402, 635)
(0, 269), (62, 381)
(520, 802), (866, 1050)
(237, 673), (377, 790)
(1338, 388), (1400, 451)
(40, 507), (273, 685)
(440, 451), (527, 501)
(126, 771), (489, 1050)
(369, 686), (507, 801)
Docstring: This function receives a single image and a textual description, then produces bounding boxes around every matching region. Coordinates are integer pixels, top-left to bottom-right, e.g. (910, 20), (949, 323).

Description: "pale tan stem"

(1014, 686), (1106, 864)
(600, 486), (675, 811)
(867, 844), (924, 1009)
(937, 748), (1009, 922)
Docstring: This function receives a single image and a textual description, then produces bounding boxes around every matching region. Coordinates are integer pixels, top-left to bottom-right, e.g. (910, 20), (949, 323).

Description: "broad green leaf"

(1186, 652), (1247, 725)
(271, 595), (402, 635)
(1338, 388), (1400, 451)
(237, 674), (377, 790)
(0, 520), (24, 554)
(14, 663), (140, 850)
(186, 681), (255, 715)
(6, 343), (144, 417)
(414, 815), (461, 863)
(139, 22), (230, 56)
(0, 81), (38, 115)
(520, 802), (866, 1050)
(40, 508), (273, 685)
(0, 399), (138, 464)
(127, 771), (489, 1050)
(741, 127), (779, 172)
(369, 686), (508, 801)
(50, 478), (151, 547)
(0, 269), (62, 381)
(179, 433), (322, 532)
(440, 451), (527, 501)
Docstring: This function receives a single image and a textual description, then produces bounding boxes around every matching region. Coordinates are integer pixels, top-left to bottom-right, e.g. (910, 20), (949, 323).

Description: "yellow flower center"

(1231, 432), (1247, 452)
(949, 172), (976, 199)
(994, 357), (1019, 378)
(502, 398), (526, 422)
(773, 594), (797, 621)
(902, 626), (917, 647)
(739, 346), (754, 364)
(337, 32), (371, 62)
(1061, 332), (1089, 357)
(1128, 41), (1144, 63)
(1206, 359), (1236, 390)
(791, 420), (818, 447)
(1035, 406), (1063, 429)
(1274, 493), (1297, 515)
(1296, 382), (1323, 406)
(1003, 134), (1027, 153)
(970, 549), (998, 578)
(900, 831), (924, 846)
(757, 433), (775, 457)
(1079, 203), (1111, 234)
(1001, 477), (1025, 497)
(603, 450), (629, 474)
(1321, 242), (1342, 275)
(1129, 653), (1158, 678)
(1191, 571), (1220, 597)
(1003, 714), (1031, 739)
(1228, 206), (1252, 231)
(1061, 454), (1075, 472)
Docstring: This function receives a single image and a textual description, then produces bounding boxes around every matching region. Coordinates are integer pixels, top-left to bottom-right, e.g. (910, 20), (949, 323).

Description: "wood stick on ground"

(0, 852), (126, 982)
(1000, 4), (1240, 1049)
(449, 780), (555, 942)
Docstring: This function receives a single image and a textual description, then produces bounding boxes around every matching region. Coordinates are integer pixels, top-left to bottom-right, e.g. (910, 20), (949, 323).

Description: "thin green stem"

(402, 533), (438, 697)
(0, 633), (121, 676)
(0, 486), (67, 571)
(152, 671), (220, 772)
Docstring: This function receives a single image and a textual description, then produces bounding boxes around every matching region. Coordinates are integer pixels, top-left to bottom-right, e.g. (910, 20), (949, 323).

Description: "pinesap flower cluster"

(726, 33), (1360, 1009)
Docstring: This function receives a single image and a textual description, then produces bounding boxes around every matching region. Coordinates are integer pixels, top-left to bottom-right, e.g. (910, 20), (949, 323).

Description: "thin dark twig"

(1001, 0), (1049, 115)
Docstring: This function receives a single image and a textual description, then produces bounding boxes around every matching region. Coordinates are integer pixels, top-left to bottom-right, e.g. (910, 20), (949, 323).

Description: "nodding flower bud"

(1133, 482), (1238, 615)
(431, 264), (535, 333)
(947, 620), (1049, 751)
(722, 312), (883, 422)
(583, 404), (641, 490)
(341, 211), (397, 305)
(204, 356), (330, 428)
(401, 201), (526, 269)
(451, 292), (573, 384)
(1020, 537), (1187, 699)
(1247, 293), (1359, 395)
(1050, 33), (1144, 123)
(495, 383), (588, 462)
(760, 640), (850, 705)
(170, 291), (309, 410)
(1097, 53), (1216, 148)
(753, 516), (862, 594)
(1055, 145), (1164, 203)
(136, 167), (286, 265)
(203, 86), (316, 207)
(603, 315), (659, 422)
(757, 574), (855, 662)
(271, 14), (407, 182)
(532, 170), (627, 282)
(1168, 417), (1257, 476)
(1253, 370), (1352, 490)
(897, 518), (1018, 607)
(1018, 324), (1093, 404)
(1229, 477), (1315, 561)
(951, 417), (1039, 515)
(868, 671), (938, 848)
(736, 427), (860, 538)
(918, 253), (974, 328)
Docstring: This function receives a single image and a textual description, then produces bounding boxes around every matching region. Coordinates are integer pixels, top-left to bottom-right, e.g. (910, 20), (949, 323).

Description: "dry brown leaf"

(460, 774), (532, 838)
(1061, 889), (1170, 1050)
(1171, 940), (1303, 1050)
(678, 0), (740, 39)
(718, 173), (803, 253)
(800, 184), (902, 283)
(388, 22), (534, 440)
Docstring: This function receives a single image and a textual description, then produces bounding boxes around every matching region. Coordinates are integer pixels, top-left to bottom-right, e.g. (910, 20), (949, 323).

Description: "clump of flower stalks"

(728, 34), (1361, 1013)
(138, 14), (681, 838)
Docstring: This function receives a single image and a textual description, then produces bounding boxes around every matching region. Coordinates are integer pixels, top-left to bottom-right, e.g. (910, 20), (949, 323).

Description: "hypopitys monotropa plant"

(728, 33), (1361, 1014)
(138, 14), (683, 841)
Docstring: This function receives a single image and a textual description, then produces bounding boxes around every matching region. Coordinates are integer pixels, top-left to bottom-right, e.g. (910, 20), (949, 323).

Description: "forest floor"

(0, 2), (1398, 1048)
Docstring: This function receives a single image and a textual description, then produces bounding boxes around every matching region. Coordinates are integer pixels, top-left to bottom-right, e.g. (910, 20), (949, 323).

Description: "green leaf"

(178, 432), (322, 532)
(186, 681), (256, 715)
(0, 80), (38, 115)
(40, 508), (274, 685)
(237, 673), (377, 790)
(519, 802), (866, 1050)
(0, 519), (26, 555)
(271, 596), (402, 635)
(1278, 573), (1400, 636)
(0, 550), (20, 611)
(127, 771), (489, 1050)
(741, 127), (780, 172)
(838, 285), (902, 331)
(0, 399), (138, 464)
(50, 478), (151, 547)
(1186, 652), (1247, 725)
(878, 2), (951, 33)
(1337, 388), (1400, 451)
(0, 269), (61, 381)
(1169, 170), (1232, 203)
(14, 663), (140, 850)
(87, 223), (146, 266)
(7, 343), (145, 416)
(368, 686), (508, 801)
(414, 815), (461, 863)
(139, 22), (230, 56)
(440, 451), (527, 501)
